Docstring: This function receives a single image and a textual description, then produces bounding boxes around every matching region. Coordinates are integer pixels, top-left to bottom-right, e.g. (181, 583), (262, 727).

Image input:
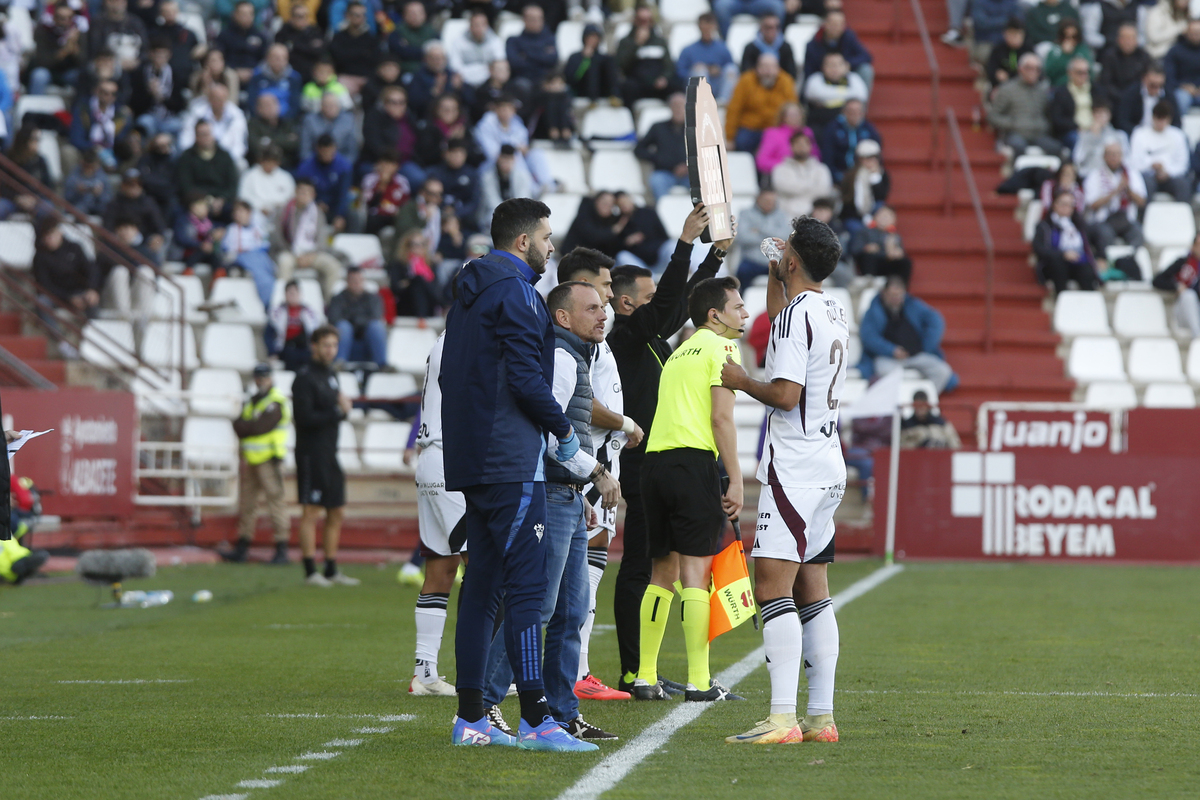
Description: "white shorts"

(751, 482), (845, 564)
(583, 442), (622, 544)
(415, 446), (467, 557)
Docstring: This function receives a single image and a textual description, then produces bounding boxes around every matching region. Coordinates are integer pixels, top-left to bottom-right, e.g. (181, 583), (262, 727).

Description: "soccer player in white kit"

(409, 331), (468, 696)
(718, 217), (849, 744)
(556, 248), (646, 701)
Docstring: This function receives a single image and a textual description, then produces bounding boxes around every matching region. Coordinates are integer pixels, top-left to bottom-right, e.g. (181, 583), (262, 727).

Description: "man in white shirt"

(1084, 141), (1147, 251)
(180, 81), (248, 166)
(1129, 100), (1193, 201)
(802, 52), (868, 130)
(446, 10), (504, 87)
(238, 144), (296, 219)
(771, 131), (834, 218)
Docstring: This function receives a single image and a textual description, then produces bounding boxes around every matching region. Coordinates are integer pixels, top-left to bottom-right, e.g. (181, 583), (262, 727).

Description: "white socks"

(799, 598), (839, 716)
(577, 548), (607, 680)
(414, 592), (449, 684)
(760, 597), (802, 716)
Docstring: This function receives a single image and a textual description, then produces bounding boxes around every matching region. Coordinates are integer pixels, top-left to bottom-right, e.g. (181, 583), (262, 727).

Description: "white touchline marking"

(236, 779), (283, 789)
(59, 679), (193, 684)
(0, 715), (72, 720)
(377, 714), (416, 722)
(840, 688), (1200, 699)
(261, 623), (367, 629)
(265, 766), (309, 774)
(557, 563), (905, 800)
(266, 713), (416, 720)
(353, 726), (394, 734)
(323, 739), (363, 747)
(199, 794), (248, 800)
(593, 624), (616, 631)
(295, 751), (341, 761)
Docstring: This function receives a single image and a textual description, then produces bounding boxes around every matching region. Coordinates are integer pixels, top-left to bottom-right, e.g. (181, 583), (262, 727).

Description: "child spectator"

(64, 150), (113, 217)
(174, 192), (225, 272)
(224, 200), (278, 308)
(266, 279), (321, 370)
(361, 151), (412, 235)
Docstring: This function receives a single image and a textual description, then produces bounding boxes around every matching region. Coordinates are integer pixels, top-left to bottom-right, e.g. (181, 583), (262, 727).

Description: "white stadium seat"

(659, 0), (698, 23)
(189, 368), (244, 418)
(785, 22), (820, 54)
(338, 421), (362, 472)
(497, 16), (524, 41)
(386, 326), (439, 374)
(141, 321), (199, 370)
(725, 151), (759, 198)
(1022, 200), (1042, 243)
(80, 320), (137, 369)
(0, 221), (36, 269)
(542, 193), (583, 244)
(1127, 337), (1185, 383)
(208, 277), (267, 325)
(1157, 246), (1189, 274)
(541, 148), (589, 194)
(857, 285), (879, 322)
(656, 194), (695, 237)
(637, 104), (673, 137)
(332, 233), (384, 268)
(132, 366), (187, 416)
(580, 106), (636, 147)
(733, 395), (766, 426)
(1104, 245), (1152, 282)
(271, 370), (295, 397)
(442, 17), (469, 47)
(1143, 382), (1196, 407)
(1083, 381), (1138, 409)
(38, 130), (62, 185)
(151, 274), (206, 323)
(360, 421), (413, 470)
(1143, 202), (1196, 249)
(1184, 114), (1200, 148)
(743, 284), (769, 321)
(182, 416), (238, 468)
(365, 372), (419, 399)
(14, 94), (65, 128)
(1012, 153), (1061, 173)
(337, 371), (361, 399)
(1053, 290), (1110, 336)
(201, 323), (258, 372)
(588, 150), (645, 194)
(668, 23), (701, 59)
(736, 425), (761, 456)
(726, 20), (759, 63)
(1112, 292), (1169, 337)
(1067, 336), (1125, 382)
(556, 19), (586, 60)
(1186, 339), (1200, 383)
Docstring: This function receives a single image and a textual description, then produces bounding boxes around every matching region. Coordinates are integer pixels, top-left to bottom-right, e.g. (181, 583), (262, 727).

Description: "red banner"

(3, 388), (137, 518)
(980, 408), (1117, 453)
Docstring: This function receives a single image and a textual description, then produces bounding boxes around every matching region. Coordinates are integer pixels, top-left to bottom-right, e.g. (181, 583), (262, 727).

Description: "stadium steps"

(0, 310), (67, 387)
(847, 0), (1074, 447)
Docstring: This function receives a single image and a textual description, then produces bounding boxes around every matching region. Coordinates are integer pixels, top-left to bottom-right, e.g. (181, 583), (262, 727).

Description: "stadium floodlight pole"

(884, 405), (902, 566)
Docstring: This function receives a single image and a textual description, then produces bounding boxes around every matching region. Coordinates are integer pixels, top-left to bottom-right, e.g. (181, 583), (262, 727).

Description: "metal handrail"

(895, 0), (940, 166)
(944, 106), (995, 352)
(0, 342), (56, 389)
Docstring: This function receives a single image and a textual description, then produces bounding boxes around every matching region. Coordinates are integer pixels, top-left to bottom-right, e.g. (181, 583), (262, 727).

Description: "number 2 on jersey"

(827, 339), (846, 410)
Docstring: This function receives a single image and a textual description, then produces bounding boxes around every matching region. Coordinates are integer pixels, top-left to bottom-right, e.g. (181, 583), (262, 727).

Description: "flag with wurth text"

(709, 535), (755, 641)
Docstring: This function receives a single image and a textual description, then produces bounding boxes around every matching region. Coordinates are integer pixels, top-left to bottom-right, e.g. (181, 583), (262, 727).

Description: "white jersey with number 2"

(757, 290), (850, 489)
(417, 332), (445, 447)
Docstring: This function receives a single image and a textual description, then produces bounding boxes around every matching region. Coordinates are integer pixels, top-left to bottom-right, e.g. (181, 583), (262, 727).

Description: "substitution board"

(685, 76), (734, 243)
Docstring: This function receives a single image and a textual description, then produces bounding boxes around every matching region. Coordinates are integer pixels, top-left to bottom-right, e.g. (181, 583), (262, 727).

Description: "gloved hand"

(555, 429), (580, 461)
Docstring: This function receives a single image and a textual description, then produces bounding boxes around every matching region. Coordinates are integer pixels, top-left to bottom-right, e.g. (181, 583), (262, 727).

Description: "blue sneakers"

(451, 714), (518, 747)
(517, 716), (600, 752)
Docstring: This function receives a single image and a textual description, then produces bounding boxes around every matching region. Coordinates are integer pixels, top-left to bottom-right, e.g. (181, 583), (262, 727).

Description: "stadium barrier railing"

(944, 107), (995, 352)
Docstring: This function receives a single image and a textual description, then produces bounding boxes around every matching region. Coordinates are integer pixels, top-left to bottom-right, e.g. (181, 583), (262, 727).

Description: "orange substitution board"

(685, 76), (734, 243)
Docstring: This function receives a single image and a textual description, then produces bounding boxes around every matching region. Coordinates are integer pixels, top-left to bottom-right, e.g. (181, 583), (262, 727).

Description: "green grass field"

(5, 557), (1199, 800)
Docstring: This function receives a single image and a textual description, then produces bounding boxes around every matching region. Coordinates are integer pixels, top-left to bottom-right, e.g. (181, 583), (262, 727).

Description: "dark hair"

(194, 118), (211, 133)
(499, 143), (517, 157)
(262, 143), (284, 163)
(495, 93), (517, 106)
(812, 197), (836, 212)
(699, 11), (716, 24)
(885, 274), (908, 292)
(285, 279), (300, 291)
(1146, 61), (1166, 75)
(315, 55), (335, 68)
(1056, 18), (1080, 41)
(787, 216), (842, 283)
(347, 266), (363, 276)
(558, 246), (614, 284)
(547, 280), (597, 317)
(912, 390), (929, 402)
(149, 35), (171, 50)
(446, 137), (468, 151)
(8, 122), (39, 159)
(1005, 16), (1024, 31)
(1152, 100), (1173, 119)
(311, 323), (340, 344)
(490, 197), (550, 249)
(233, 199), (252, 212)
(377, 149), (401, 163)
(610, 264), (652, 302)
(234, 0), (254, 9)
(36, 214), (62, 240)
(316, 133), (336, 148)
(185, 190), (208, 207)
(295, 177), (316, 190)
(688, 276), (740, 328)
(113, 216), (139, 229)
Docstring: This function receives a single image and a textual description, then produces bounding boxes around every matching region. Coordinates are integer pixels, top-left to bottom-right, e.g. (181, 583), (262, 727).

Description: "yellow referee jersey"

(646, 328), (741, 458)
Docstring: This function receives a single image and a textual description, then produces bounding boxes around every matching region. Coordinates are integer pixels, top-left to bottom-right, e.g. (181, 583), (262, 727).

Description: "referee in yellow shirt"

(630, 276), (750, 703)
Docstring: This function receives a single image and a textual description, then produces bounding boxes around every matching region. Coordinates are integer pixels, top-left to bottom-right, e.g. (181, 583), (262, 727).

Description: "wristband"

(589, 463), (605, 482)
(620, 416), (636, 435)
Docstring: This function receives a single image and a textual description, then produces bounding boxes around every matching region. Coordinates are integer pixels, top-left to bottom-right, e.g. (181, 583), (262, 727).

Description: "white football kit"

(416, 333), (467, 556)
(584, 339), (625, 541)
(753, 290), (850, 564)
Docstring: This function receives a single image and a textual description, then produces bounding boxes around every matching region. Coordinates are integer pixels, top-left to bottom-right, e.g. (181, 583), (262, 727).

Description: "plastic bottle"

(119, 590), (173, 608)
(760, 238), (782, 263)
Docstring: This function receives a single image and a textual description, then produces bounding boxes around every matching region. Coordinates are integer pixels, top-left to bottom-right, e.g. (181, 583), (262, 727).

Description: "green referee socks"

(680, 587), (712, 691)
(636, 583), (675, 685)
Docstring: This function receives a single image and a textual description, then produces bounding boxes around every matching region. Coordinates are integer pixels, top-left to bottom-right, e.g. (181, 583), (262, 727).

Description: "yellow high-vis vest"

(240, 387), (291, 465)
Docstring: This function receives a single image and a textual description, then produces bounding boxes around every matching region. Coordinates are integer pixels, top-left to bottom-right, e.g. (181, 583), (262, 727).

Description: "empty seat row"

(1067, 335), (1200, 384)
(1084, 381), (1198, 408)
(1054, 289), (1185, 338)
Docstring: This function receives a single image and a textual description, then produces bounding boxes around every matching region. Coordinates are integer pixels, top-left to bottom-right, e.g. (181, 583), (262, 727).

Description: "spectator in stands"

(388, 228), (438, 317)
(30, 2), (87, 96)
(1044, 19), (1093, 87)
(1115, 63), (1178, 135)
(562, 190), (619, 255)
(103, 168), (166, 251)
(840, 139), (890, 227)
(328, 266), (387, 366)
(850, 205), (911, 282)
(1049, 57), (1104, 148)
(90, 0), (147, 74)
(173, 192), (225, 270)
(734, 188), (790, 286)
(635, 92), (687, 201)
(532, 70), (575, 144)
(216, 1), (268, 86)
(757, 102), (819, 175)
(64, 150), (112, 217)
(988, 53), (1062, 157)
(267, 279), (320, 370)
(275, 1), (325, 84)
(129, 37), (186, 139)
(248, 93), (302, 168)
(985, 19), (1031, 93)
(1131, 100), (1192, 200)
(506, 4), (558, 96)
(428, 138), (481, 228)
(1166, 19), (1200, 114)
(727, 53), (796, 153)
(565, 23), (619, 102)
(742, 13), (797, 79)
(1153, 232), (1200, 337)
(471, 59), (526, 122)
(190, 48), (240, 102)
(361, 55), (404, 113)
(360, 150), (411, 235)
(677, 13), (738, 103)
(969, 0), (1021, 65)
(404, 41), (468, 120)
(329, 1), (382, 98)
(97, 219), (159, 318)
(1098, 23), (1150, 104)
(388, 0), (437, 75)
(477, 143), (533, 229)
(239, 145), (297, 219)
(416, 93), (481, 171)
(69, 79), (131, 170)
(810, 197), (855, 288)
(223, 199), (277, 307)
(297, 133), (353, 232)
(248, 44), (304, 122)
(941, 0), (970, 47)
(860, 276), (958, 391)
(1024, 0), (1079, 47)
(1034, 189), (1100, 291)
(175, 120), (240, 221)
(447, 9), (505, 88)
(712, 0), (785, 38)
(1040, 160), (1086, 213)
(301, 92), (358, 162)
(612, 192), (671, 273)
(616, 5), (679, 109)
(78, 47), (132, 111)
(804, 51), (869, 131)
(1145, 0), (1189, 61)
(804, 8), (873, 90)
(435, 210), (467, 281)
(272, 178), (344, 297)
(302, 57), (353, 114)
(395, 177), (444, 251)
(900, 391), (961, 449)
(137, 132), (175, 217)
(772, 130), (833, 217)
(153, 1), (201, 85)
(473, 94), (553, 193)
(361, 85), (418, 176)
(1085, 0), (1140, 55)
(179, 82), (249, 166)
(820, 98), (880, 182)
(33, 216), (99, 318)
(1073, 102), (1129, 175)
(1083, 141), (1146, 251)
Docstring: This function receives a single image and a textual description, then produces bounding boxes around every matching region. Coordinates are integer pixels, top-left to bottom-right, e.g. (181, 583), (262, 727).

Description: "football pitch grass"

(5, 557), (1199, 799)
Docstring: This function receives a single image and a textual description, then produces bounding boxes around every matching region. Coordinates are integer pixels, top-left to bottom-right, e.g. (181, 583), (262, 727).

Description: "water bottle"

(760, 238), (782, 263)
(119, 589), (173, 608)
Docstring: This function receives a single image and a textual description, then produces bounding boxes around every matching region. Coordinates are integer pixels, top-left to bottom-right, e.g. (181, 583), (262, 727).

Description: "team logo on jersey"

(534, 523), (544, 542)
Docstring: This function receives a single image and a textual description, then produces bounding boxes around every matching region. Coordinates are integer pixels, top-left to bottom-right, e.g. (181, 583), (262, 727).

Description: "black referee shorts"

(295, 449), (346, 509)
(640, 448), (726, 559)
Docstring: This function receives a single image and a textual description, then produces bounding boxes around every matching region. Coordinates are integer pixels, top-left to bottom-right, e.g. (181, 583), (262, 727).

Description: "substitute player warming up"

(720, 217), (848, 745)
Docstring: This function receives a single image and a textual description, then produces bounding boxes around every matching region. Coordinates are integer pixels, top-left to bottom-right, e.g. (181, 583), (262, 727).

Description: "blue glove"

(555, 429), (580, 461)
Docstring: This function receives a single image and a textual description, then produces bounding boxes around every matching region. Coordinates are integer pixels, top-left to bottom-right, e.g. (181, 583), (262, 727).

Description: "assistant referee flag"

(709, 537), (755, 641)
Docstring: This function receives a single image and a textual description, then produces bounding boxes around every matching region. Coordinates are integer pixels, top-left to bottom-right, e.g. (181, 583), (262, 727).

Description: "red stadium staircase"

(0, 310), (66, 387)
(847, 0), (1074, 444)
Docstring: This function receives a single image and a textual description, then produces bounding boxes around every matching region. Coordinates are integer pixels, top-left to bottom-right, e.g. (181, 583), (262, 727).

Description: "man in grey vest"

(479, 281), (623, 743)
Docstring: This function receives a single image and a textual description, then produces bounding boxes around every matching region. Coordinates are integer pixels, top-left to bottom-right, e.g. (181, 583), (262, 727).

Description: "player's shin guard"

(799, 598), (838, 715)
(761, 597), (802, 717)
(414, 592), (450, 683)
(636, 583), (674, 684)
(680, 587), (712, 690)
(577, 547), (607, 680)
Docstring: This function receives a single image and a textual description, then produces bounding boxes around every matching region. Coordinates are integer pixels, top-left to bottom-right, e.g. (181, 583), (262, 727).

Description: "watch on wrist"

(712, 247), (728, 259)
(589, 464), (606, 482)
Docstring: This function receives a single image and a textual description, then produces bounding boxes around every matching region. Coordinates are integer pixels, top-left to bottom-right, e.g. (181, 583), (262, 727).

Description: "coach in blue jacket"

(441, 197), (586, 750)
(858, 275), (959, 393)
